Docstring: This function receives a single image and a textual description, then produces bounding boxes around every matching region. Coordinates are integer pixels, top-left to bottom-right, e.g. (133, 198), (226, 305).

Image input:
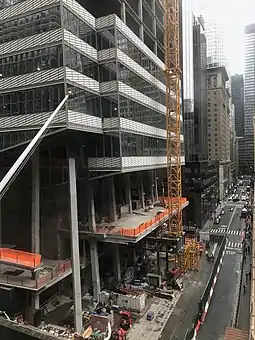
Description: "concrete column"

(31, 151), (40, 254)
(138, 0), (144, 41)
(151, 171), (155, 203)
(31, 292), (40, 310)
(154, 171), (159, 201)
(125, 175), (132, 214)
(114, 244), (121, 282)
(90, 240), (100, 301)
(68, 157), (83, 334)
(108, 176), (117, 222)
(140, 174), (145, 208)
(121, 1), (126, 24)
(88, 182), (96, 232)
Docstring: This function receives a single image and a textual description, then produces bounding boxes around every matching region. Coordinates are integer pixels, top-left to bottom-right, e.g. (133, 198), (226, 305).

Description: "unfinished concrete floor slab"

(127, 293), (181, 340)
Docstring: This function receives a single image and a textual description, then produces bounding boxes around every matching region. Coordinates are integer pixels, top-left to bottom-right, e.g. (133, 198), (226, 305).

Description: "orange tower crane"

(164, 0), (201, 270)
(164, 0), (182, 237)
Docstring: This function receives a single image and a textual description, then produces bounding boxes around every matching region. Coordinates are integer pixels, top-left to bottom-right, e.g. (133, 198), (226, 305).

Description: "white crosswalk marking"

(210, 228), (226, 234)
(210, 229), (242, 236)
(226, 230), (242, 236)
(227, 241), (242, 249)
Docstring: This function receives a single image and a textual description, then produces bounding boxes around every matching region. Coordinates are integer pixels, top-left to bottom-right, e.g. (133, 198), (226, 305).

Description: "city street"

(198, 186), (249, 340)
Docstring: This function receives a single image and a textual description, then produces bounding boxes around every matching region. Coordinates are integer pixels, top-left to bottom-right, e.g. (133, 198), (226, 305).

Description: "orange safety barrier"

(0, 248), (41, 268)
(118, 197), (188, 237)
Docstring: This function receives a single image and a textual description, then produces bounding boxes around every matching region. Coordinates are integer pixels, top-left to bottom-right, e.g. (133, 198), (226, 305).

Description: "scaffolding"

(176, 239), (201, 272)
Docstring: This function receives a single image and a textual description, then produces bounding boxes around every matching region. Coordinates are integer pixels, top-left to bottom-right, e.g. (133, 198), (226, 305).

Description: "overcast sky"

(191, 0), (255, 75)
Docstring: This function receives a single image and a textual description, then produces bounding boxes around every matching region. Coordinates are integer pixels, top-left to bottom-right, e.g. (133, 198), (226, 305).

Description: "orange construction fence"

(0, 248), (41, 268)
(117, 197), (188, 237)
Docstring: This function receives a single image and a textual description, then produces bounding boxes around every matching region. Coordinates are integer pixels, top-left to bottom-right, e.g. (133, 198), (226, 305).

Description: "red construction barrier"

(0, 248), (41, 268)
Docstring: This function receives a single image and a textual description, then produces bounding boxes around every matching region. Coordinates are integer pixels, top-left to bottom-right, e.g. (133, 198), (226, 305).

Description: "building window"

(118, 63), (165, 104)
(0, 7), (61, 44)
(63, 7), (97, 48)
(0, 84), (64, 116)
(0, 130), (36, 150)
(0, 45), (63, 78)
(119, 96), (166, 129)
(121, 132), (166, 157)
(101, 98), (118, 118)
(116, 30), (165, 84)
(64, 46), (99, 80)
(99, 63), (117, 82)
(67, 86), (101, 117)
(97, 29), (115, 50)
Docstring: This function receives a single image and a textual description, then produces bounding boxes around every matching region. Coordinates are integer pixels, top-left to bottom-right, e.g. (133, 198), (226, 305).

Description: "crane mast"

(164, 0), (182, 237)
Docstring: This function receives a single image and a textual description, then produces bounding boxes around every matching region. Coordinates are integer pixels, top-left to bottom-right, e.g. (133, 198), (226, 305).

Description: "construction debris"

(38, 324), (73, 339)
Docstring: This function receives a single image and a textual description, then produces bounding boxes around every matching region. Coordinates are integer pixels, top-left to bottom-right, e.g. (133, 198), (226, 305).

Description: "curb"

(231, 252), (244, 327)
(192, 244), (227, 338)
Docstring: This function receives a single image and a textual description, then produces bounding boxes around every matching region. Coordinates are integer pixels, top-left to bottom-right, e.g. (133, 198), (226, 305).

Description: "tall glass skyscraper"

(244, 24), (255, 171)
(205, 22), (227, 68)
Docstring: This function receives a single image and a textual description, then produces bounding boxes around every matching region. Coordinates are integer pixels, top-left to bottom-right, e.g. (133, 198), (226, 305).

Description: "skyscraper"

(231, 74), (245, 174)
(244, 24), (255, 173)
(205, 22), (227, 68)
(182, 15), (219, 229)
(205, 65), (231, 200)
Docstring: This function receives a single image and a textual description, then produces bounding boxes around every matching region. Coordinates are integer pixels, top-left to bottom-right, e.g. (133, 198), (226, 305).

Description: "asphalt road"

(198, 192), (245, 340)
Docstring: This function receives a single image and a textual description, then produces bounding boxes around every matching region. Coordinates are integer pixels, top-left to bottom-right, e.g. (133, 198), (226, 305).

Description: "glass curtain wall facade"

(244, 24), (255, 172)
(0, 0), (184, 172)
(205, 22), (227, 68)
(182, 1), (194, 154)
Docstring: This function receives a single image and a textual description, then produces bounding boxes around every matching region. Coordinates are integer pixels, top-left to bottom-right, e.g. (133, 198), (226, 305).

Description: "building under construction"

(0, 0), (195, 334)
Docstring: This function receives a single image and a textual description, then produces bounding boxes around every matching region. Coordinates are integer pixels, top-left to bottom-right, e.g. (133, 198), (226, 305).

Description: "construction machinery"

(164, 0), (200, 271)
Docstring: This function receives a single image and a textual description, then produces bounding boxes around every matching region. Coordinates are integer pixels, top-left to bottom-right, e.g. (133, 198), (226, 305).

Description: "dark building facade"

(231, 74), (245, 174)
(183, 15), (219, 229)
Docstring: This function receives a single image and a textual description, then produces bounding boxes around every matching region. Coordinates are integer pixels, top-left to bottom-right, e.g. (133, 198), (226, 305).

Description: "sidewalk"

(159, 254), (217, 340)
(201, 203), (226, 233)
(238, 245), (251, 330)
